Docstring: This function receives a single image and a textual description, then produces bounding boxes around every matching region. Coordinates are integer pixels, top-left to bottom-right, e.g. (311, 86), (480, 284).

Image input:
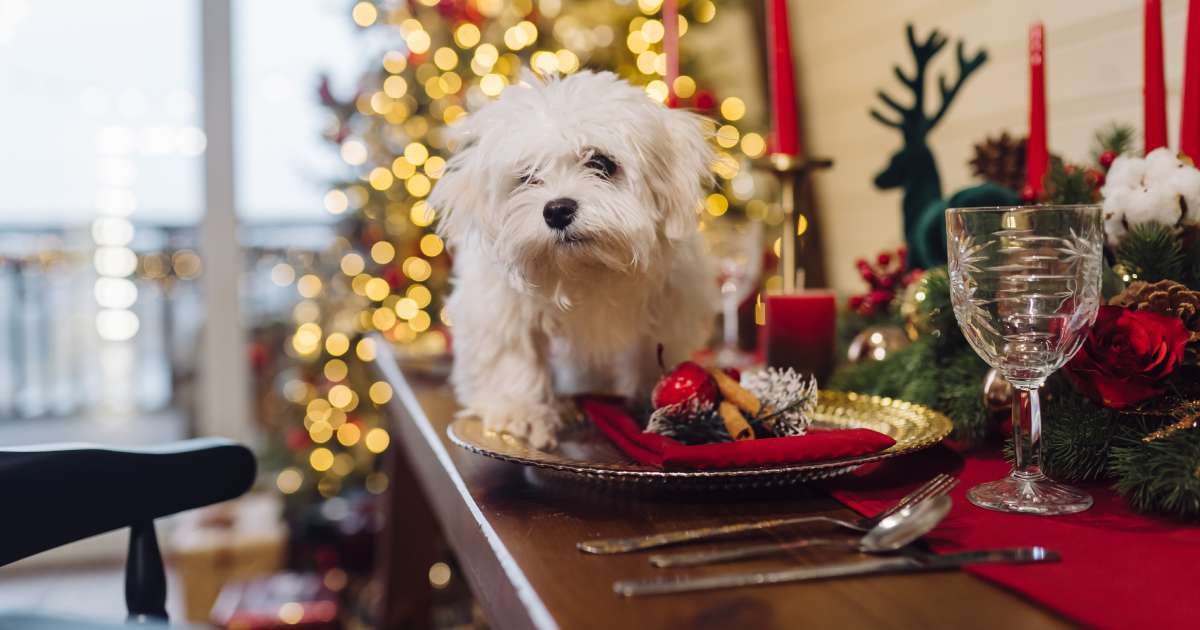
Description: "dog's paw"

(469, 403), (565, 449)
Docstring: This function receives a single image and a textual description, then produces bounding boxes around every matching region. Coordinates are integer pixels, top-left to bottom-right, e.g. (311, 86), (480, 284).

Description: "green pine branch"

(1111, 426), (1200, 520)
(1115, 222), (1185, 282)
(1090, 122), (1138, 161)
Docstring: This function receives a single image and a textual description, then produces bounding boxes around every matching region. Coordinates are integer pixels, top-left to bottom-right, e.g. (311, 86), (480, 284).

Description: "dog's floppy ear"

(649, 109), (714, 241)
(429, 133), (485, 245)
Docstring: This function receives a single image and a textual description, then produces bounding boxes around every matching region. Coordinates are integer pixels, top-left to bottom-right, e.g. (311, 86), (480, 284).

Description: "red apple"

(652, 361), (718, 409)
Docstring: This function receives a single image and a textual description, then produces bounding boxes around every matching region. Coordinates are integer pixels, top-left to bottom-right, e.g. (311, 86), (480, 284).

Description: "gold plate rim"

(446, 391), (952, 483)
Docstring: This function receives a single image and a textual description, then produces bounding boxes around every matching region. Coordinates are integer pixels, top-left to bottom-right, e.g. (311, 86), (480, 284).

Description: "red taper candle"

(766, 0), (800, 156)
(1145, 0), (1168, 153)
(1181, 0), (1200, 160)
(1025, 23), (1049, 198)
(663, 0), (680, 107)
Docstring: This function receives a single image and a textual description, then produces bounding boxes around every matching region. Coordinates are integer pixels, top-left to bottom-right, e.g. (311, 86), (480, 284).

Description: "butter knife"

(613, 547), (1058, 597)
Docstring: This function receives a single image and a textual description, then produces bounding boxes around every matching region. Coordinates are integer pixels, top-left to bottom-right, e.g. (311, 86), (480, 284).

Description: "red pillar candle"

(1025, 23), (1049, 199)
(1145, 0), (1168, 153)
(663, 0), (680, 107)
(763, 291), (836, 383)
(766, 0), (801, 156)
(1182, 0), (1200, 160)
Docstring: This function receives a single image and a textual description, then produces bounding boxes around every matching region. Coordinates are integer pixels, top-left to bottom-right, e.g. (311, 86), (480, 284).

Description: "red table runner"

(828, 445), (1199, 630)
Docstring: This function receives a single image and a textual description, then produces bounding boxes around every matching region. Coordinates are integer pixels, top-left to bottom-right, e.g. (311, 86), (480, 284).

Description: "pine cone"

(970, 132), (1027, 191)
(1110, 280), (1200, 362)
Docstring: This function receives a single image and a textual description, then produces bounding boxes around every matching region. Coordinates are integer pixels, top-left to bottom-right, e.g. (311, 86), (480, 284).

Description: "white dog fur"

(430, 70), (717, 448)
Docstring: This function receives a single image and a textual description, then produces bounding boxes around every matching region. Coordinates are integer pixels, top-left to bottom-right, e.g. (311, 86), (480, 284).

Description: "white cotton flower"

(1144, 147), (1184, 183)
(1102, 187), (1131, 244)
(1103, 208), (1127, 244)
(1167, 166), (1200, 224)
(1124, 186), (1178, 226)
(1103, 154), (1147, 191)
(1099, 150), (1200, 244)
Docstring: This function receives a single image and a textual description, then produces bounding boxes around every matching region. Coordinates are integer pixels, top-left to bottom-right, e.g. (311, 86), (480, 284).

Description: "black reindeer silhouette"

(871, 24), (1018, 269)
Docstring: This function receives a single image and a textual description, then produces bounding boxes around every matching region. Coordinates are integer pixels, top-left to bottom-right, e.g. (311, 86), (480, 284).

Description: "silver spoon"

(650, 494), (952, 568)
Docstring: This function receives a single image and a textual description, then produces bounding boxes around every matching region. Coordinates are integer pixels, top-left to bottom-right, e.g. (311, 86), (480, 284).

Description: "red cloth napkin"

(828, 445), (1200, 630)
(580, 397), (896, 470)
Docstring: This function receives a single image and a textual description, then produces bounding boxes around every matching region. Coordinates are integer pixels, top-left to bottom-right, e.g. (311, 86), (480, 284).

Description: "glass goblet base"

(967, 472), (1093, 515)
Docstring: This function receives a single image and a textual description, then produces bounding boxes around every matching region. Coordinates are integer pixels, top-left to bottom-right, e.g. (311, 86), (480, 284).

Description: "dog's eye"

(518, 171), (542, 187)
(585, 152), (618, 180)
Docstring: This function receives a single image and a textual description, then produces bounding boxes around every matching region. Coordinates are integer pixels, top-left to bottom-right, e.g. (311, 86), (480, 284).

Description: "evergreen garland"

(1042, 158), (1101, 204)
(1036, 379), (1124, 481)
(1111, 427), (1200, 519)
(1091, 122), (1138, 161)
(1115, 222), (1186, 282)
(836, 257), (1200, 519)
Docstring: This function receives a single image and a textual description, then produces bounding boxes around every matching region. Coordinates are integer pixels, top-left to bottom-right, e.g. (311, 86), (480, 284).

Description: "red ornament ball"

(651, 361), (718, 409)
(1020, 185), (1038, 204)
(1099, 150), (1118, 170)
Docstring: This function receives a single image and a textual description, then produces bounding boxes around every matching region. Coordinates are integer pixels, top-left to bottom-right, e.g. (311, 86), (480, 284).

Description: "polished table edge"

(372, 336), (559, 630)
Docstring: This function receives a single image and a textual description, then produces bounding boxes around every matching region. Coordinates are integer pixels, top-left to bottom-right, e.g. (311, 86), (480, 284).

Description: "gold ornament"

(983, 368), (1013, 423)
(899, 268), (947, 341)
(847, 324), (910, 364)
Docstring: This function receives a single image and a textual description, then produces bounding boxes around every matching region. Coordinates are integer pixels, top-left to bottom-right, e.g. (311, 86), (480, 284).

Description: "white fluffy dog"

(429, 70), (717, 448)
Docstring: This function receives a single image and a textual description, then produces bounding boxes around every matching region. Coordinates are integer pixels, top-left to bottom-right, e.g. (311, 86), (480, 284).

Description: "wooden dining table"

(370, 341), (1072, 630)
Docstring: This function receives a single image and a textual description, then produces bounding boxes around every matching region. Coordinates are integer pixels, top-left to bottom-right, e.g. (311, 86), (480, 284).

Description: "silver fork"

(576, 473), (958, 554)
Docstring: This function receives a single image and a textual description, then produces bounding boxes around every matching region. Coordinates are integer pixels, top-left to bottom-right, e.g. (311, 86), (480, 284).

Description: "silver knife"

(613, 547), (1058, 597)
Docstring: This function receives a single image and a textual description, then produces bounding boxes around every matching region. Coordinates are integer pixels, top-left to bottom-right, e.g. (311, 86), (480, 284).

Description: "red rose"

(1064, 305), (1190, 409)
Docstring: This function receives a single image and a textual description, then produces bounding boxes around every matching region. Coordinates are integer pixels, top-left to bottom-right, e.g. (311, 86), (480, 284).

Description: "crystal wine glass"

(946, 205), (1103, 515)
(701, 217), (763, 369)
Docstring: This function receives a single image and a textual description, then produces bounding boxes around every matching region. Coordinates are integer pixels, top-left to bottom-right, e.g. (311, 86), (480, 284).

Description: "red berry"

(1087, 169), (1105, 187)
(876, 252), (892, 267)
(722, 367), (741, 382)
(1020, 185), (1038, 204)
(879, 275), (896, 290)
(1099, 150), (1118, 170)
(867, 289), (892, 306)
(860, 269), (878, 285)
(848, 295), (865, 310)
(651, 361), (718, 409)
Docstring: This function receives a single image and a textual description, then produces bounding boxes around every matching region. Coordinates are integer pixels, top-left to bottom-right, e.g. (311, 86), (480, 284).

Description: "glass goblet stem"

(721, 285), (739, 350)
(1010, 387), (1045, 481)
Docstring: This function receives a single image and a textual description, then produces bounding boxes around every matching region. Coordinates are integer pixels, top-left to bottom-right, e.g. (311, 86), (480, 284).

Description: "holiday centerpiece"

(835, 16), (1200, 519)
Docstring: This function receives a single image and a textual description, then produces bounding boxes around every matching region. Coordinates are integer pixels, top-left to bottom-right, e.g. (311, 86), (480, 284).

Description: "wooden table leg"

(374, 438), (440, 630)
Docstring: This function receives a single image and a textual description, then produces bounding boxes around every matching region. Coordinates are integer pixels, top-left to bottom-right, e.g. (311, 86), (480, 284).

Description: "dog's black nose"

(543, 198), (578, 230)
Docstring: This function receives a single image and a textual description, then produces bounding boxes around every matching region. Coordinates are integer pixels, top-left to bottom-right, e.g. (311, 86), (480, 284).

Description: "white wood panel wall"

(790, 0), (1193, 293)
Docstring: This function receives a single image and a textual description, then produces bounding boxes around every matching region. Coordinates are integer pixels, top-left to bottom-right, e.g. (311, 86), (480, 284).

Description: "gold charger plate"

(447, 391), (952, 490)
